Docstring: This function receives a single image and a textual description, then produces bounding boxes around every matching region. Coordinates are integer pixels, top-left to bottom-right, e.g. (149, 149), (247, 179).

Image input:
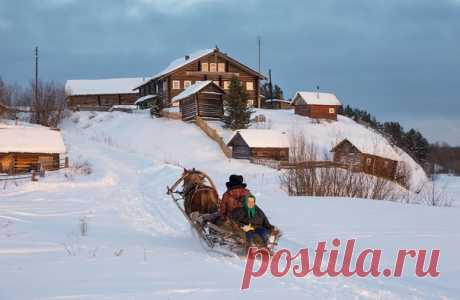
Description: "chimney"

(185, 55), (190, 60)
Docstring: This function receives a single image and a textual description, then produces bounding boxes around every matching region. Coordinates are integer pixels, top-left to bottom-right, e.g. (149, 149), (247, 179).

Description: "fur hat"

(226, 174), (246, 189)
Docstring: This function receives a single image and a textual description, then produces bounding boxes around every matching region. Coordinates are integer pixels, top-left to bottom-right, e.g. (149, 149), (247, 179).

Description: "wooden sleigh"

(167, 168), (280, 257)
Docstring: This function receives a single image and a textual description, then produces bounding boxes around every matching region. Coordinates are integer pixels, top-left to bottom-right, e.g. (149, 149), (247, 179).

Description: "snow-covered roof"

(65, 77), (147, 96)
(172, 81), (223, 102)
(154, 49), (214, 80)
(134, 94), (158, 105)
(228, 129), (290, 148)
(265, 98), (291, 104)
(332, 137), (399, 161)
(293, 91), (342, 106)
(0, 125), (66, 154)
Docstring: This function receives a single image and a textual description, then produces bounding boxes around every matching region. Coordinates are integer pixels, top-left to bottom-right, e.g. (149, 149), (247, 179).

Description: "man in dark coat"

(231, 194), (274, 245)
(219, 174), (250, 219)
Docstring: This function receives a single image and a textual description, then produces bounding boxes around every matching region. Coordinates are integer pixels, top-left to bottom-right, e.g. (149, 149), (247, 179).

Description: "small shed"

(330, 138), (399, 180)
(263, 99), (292, 110)
(171, 81), (224, 121)
(134, 94), (158, 110)
(0, 125), (66, 174)
(227, 129), (289, 161)
(291, 91), (342, 121)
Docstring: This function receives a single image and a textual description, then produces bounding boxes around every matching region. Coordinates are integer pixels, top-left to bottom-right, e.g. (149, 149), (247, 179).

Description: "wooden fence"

(195, 117), (232, 158)
(250, 159), (348, 170)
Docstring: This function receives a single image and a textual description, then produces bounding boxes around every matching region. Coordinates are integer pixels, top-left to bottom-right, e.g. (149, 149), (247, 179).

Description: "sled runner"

(167, 168), (281, 256)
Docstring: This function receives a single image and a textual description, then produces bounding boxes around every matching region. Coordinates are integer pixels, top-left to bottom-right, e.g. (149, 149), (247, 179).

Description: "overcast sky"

(1, 0), (459, 145)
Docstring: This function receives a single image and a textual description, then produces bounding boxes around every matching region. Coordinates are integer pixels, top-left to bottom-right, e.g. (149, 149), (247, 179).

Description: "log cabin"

(134, 47), (266, 109)
(330, 138), (399, 180)
(0, 125), (66, 174)
(227, 129), (289, 161)
(65, 77), (146, 110)
(171, 81), (224, 121)
(291, 91), (342, 121)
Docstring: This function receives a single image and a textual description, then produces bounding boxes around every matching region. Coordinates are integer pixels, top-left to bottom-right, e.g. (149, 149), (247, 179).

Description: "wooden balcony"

(185, 71), (240, 78)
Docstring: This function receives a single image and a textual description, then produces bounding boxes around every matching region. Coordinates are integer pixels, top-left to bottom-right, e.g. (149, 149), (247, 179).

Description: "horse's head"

(183, 168), (205, 187)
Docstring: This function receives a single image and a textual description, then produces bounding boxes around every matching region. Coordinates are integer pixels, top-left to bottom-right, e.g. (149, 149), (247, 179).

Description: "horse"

(181, 169), (219, 216)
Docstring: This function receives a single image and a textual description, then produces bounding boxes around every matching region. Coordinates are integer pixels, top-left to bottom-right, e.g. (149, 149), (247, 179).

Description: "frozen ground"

(0, 111), (458, 299)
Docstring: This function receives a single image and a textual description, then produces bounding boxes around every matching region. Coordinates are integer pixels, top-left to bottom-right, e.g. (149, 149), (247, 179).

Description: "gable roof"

(227, 129), (290, 148)
(331, 138), (399, 161)
(292, 91), (342, 106)
(134, 48), (266, 90)
(65, 77), (146, 96)
(172, 81), (224, 102)
(0, 125), (66, 154)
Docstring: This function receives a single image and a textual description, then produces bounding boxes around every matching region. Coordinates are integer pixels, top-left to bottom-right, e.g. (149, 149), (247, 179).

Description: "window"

(218, 63), (225, 72)
(172, 80), (180, 90)
(247, 99), (255, 107)
(210, 63), (217, 72)
(246, 82), (254, 91)
(223, 81), (230, 90)
(329, 107), (335, 114)
(366, 158), (372, 166)
(184, 80), (192, 89)
(201, 63), (208, 72)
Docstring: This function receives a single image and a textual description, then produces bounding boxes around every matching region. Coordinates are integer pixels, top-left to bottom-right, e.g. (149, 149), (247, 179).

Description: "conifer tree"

(224, 76), (253, 129)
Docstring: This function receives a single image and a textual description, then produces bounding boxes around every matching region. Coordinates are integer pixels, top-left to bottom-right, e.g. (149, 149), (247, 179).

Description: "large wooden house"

(291, 91), (342, 121)
(0, 125), (66, 174)
(330, 138), (399, 180)
(171, 81), (224, 121)
(65, 77), (146, 110)
(134, 47), (266, 109)
(227, 129), (290, 161)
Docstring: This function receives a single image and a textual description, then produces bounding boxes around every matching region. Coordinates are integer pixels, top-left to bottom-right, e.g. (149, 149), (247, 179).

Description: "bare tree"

(28, 80), (66, 127)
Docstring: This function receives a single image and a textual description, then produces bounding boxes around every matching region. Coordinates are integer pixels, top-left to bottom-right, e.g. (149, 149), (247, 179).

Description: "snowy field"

(0, 111), (459, 299)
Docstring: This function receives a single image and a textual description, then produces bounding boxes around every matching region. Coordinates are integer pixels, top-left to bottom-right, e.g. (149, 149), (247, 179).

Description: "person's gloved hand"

(242, 224), (254, 232)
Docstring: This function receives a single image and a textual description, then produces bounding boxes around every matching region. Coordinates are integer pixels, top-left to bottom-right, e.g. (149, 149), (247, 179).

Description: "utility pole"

(257, 36), (261, 74)
(269, 69), (273, 109)
(34, 46), (38, 104)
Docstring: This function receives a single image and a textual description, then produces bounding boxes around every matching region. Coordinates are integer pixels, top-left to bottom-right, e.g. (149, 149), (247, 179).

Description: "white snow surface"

(0, 124), (66, 154)
(228, 129), (290, 148)
(65, 77), (146, 96)
(0, 111), (454, 300)
(293, 91), (342, 106)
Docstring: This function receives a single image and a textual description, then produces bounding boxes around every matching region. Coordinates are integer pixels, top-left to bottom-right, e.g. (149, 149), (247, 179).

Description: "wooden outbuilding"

(263, 98), (293, 110)
(171, 81), (224, 121)
(134, 94), (159, 110)
(65, 77), (146, 110)
(0, 125), (66, 174)
(291, 91), (342, 121)
(227, 129), (290, 161)
(134, 47), (266, 109)
(331, 138), (399, 180)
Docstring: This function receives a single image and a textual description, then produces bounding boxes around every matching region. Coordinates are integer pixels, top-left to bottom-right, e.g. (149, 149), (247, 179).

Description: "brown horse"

(182, 169), (219, 216)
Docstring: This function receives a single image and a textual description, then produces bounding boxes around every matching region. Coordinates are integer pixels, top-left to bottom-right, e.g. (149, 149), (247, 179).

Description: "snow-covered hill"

(0, 111), (457, 300)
